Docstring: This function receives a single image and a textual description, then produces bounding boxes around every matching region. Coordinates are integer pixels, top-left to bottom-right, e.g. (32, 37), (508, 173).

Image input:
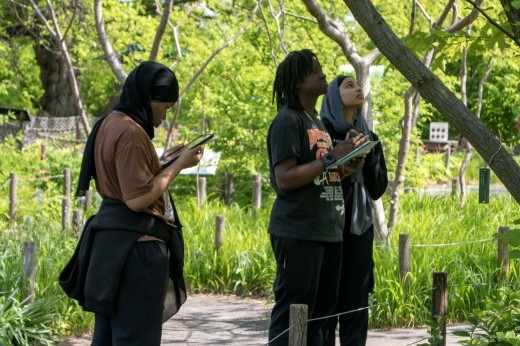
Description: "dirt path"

(58, 294), (469, 345)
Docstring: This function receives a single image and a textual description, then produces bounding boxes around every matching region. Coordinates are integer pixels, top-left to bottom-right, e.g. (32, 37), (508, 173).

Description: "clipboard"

(162, 133), (216, 168)
(327, 140), (379, 169)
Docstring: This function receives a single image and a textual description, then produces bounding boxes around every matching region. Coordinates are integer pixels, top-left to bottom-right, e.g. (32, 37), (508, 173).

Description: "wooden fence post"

(197, 177), (207, 205)
(40, 144), (47, 159)
(498, 226), (509, 276)
(215, 216), (225, 251)
(432, 272), (448, 346)
(223, 173), (235, 206)
(63, 168), (71, 200)
(289, 304), (308, 346)
(23, 241), (36, 303)
(399, 233), (411, 279)
(62, 197), (71, 231)
(72, 209), (83, 234)
(444, 146), (451, 168)
(252, 173), (262, 218)
(9, 172), (17, 226)
(451, 178), (458, 196)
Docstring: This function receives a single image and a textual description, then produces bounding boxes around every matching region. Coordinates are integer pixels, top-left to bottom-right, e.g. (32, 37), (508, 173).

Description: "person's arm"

(274, 157), (324, 191)
(337, 131), (369, 179)
(125, 146), (203, 212)
(341, 157), (365, 179)
(274, 139), (357, 192)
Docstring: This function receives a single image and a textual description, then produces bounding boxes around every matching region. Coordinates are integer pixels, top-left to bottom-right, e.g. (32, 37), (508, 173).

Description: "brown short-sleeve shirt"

(94, 111), (169, 223)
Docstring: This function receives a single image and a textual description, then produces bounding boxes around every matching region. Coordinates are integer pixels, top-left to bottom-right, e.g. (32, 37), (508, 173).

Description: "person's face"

(297, 59), (328, 96)
(339, 77), (364, 108)
(151, 101), (175, 127)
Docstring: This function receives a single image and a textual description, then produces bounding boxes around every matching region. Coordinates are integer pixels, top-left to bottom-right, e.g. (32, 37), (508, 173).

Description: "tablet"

(162, 133), (216, 168)
(184, 133), (216, 149)
(327, 140), (379, 169)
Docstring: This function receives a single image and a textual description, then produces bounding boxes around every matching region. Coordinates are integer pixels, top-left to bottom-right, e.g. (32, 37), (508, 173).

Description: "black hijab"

(76, 61), (179, 197)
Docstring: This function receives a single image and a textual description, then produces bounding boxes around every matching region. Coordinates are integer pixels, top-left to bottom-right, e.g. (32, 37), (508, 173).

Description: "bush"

(0, 291), (57, 345)
(454, 288), (520, 345)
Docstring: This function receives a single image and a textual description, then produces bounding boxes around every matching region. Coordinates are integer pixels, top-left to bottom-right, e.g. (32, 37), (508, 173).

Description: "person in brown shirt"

(73, 61), (202, 345)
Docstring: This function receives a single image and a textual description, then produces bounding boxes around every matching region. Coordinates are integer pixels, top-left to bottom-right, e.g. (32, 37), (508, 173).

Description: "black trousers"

(337, 227), (375, 346)
(91, 241), (169, 346)
(268, 235), (342, 346)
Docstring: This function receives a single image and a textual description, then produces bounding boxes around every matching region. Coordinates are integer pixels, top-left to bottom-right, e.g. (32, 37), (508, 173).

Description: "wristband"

(320, 152), (336, 171)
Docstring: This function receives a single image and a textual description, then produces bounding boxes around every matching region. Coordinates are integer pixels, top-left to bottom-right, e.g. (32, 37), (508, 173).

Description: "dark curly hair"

(272, 49), (320, 111)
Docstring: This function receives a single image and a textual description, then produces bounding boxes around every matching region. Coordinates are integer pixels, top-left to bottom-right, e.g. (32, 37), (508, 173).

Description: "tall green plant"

(0, 292), (57, 345)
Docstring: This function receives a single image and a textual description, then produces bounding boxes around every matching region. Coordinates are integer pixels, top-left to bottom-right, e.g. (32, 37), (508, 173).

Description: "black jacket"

(58, 198), (186, 317)
(322, 117), (388, 227)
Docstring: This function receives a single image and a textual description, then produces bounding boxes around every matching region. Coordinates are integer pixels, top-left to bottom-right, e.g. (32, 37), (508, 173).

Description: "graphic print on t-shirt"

(308, 128), (343, 210)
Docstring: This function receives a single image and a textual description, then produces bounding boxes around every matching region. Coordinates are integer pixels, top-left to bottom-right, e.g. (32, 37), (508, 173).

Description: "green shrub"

(453, 288), (520, 345)
(0, 291), (57, 345)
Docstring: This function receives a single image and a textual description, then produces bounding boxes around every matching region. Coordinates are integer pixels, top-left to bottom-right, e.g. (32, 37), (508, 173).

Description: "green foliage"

(182, 198), (275, 295)
(0, 292), (57, 345)
(1, 0), (520, 339)
(0, 137), (84, 225)
(418, 315), (446, 346)
(372, 192), (520, 328)
(453, 288), (520, 345)
(0, 37), (43, 112)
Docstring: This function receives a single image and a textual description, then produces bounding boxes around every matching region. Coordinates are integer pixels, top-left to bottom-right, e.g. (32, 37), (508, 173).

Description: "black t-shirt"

(267, 106), (344, 242)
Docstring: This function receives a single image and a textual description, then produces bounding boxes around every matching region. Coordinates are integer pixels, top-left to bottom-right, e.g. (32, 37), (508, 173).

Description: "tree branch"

(164, 2), (260, 148)
(446, 0), (482, 32)
(94, 0), (127, 83)
(465, 0), (519, 45)
(149, 0), (174, 61)
(258, 1), (279, 66)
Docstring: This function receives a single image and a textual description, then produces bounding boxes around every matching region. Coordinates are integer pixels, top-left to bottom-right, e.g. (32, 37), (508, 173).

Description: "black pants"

(268, 235), (342, 346)
(91, 241), (169, 346)
(337, 227), (375, 346)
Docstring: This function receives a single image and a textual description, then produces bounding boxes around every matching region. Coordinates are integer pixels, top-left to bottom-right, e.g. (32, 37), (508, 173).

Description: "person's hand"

(342, 157), (365, 176)
(161, 144), (185, 161)
(177, 145), (204, 169)
(329, 130), (371, 165)
(330, 137), (356, 159)
(346, 130), (370, 146)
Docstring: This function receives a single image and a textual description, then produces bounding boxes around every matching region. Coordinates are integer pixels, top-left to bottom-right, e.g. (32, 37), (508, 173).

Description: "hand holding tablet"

(162, 133), (216, 168)
(326, 140), (379, 169)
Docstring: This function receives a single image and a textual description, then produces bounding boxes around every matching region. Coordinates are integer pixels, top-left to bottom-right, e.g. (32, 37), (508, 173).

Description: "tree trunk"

(459, 146), (472, 206)
(344, 0), (520, 204)
(387, 88), (414, 231)
(35, 41), (76, 117)
(29, 0), (90, 135)
(94, 0), (127, 83)
(458, 41), (469, 205)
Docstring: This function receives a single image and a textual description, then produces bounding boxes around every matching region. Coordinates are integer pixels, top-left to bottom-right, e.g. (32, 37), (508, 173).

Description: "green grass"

(372, 192), (519, 328)
(0, 138), (519, 339)
(404, 151), (520, 187)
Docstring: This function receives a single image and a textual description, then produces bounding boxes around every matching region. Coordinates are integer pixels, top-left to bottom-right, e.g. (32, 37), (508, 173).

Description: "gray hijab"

(320, 75), (374, 235)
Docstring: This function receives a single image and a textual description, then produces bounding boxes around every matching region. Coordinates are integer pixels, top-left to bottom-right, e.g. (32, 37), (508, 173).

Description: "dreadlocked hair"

(272, 49), (319, 111)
